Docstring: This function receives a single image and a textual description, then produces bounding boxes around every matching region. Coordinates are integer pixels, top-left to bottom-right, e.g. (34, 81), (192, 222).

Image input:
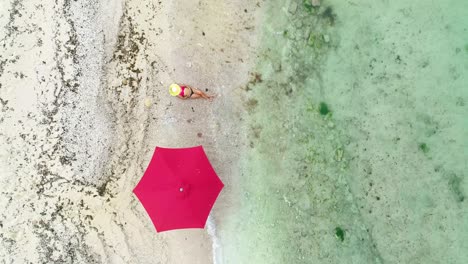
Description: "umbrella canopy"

(133, 146), (224, 232)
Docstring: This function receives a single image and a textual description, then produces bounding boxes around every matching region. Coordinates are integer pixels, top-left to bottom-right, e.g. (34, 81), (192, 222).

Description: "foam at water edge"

(207, 215), (221, 264)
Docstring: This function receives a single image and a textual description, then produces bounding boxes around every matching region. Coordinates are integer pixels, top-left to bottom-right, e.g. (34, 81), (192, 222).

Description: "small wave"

(207, 215), (221, 264)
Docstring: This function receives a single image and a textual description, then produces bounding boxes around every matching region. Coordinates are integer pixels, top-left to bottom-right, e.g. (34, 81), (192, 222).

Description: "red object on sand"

(133, 146), (224, 232)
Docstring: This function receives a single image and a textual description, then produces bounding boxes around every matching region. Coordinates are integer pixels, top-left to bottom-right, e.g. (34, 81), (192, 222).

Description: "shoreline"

(145, 0), (263, 263)
(100, 0), (264, 262)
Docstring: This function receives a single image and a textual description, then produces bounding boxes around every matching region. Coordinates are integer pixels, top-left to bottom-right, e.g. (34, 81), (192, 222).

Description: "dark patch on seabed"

(448, 173), (465, 203)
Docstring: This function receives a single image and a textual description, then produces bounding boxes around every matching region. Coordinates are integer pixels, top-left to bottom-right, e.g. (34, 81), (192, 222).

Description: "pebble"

(323, 34), (330, 43)
(144, 97), (152, 107)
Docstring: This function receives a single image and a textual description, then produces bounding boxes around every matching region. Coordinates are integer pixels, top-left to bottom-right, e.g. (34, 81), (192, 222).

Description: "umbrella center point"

(179, 187), (184, 192)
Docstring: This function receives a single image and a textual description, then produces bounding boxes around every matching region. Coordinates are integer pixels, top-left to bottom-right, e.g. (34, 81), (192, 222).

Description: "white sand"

(0, 0), (260, 263)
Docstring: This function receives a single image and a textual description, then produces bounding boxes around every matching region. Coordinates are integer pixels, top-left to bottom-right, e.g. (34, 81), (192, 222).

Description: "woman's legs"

(190, 87), (214, 100)
(190, 93), (202, 99)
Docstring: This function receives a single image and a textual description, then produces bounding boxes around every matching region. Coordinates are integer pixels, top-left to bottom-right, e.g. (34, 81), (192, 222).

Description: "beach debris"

(249, 72), (263, 85)
(311, 0), (320, 7)
(243, 84), (252, 92)
(197, 132), (203, 138)
(335, 227), (345, 242)
(144, 97), (152, 107)
(254, 73), (262, 82)
(245, 98), (258, 111)
(395, 55), (402, 64)
(288, 2), (298, 14)
(186, 62), (192, 68)
(283, 195), (292, 207)
(335, 147), (344, 161)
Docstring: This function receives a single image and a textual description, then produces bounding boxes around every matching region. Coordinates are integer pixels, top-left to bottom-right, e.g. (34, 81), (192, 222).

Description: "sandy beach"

(0, 0), (260, 263)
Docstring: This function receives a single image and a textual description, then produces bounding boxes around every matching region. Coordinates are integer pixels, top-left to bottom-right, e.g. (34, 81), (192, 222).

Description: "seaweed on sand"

(448, 174), (465, 202)
(321, 6), (336, 25)
(335, 227), (345, 242)
(302, 0), (316, 13)
(319, 102), (330, 116)
(418, 143), (429, 153)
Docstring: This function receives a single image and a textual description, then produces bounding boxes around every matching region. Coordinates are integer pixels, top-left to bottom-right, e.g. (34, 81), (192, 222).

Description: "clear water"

(219, 0), (468, 263)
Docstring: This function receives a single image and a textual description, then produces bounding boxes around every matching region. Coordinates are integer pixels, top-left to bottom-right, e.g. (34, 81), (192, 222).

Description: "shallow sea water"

(219, 0), (468, 263)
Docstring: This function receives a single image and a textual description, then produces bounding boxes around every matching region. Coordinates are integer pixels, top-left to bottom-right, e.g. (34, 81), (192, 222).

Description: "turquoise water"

(220, 0), (468, 263)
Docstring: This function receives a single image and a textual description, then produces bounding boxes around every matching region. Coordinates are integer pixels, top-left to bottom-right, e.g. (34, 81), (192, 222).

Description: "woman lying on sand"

(169, 83), (214, 100)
